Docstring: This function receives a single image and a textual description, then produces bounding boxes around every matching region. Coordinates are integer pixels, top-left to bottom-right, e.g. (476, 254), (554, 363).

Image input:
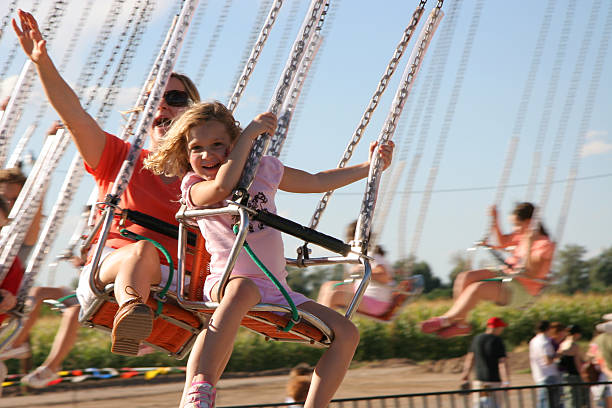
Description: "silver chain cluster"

(18, 0), (156, 294)
(555, 0), (609, 243)
(526, 1), (575, 201)
(227, 0), (284, 113)
(307, 0), (429, 230)
(194, 0), (234, 85)
(0, 0), (18, 43)
(236, 0), (327, 194)
(408, 0), (481, 267)
(109, 0), (198, 202)
(267, 31), (322, 157)
(356, 1), (443, 252)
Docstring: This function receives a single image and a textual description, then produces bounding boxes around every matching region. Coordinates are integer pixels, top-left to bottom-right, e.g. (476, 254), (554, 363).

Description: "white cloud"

(581, 130), (612, 157)
(582, 139), (612, 157)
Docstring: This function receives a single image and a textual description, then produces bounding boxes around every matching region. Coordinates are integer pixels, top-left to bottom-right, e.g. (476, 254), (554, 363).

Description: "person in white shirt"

(529, 320), (562, 408)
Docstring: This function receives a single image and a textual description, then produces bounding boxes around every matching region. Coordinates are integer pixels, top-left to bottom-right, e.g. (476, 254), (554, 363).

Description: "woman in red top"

(421, 202), (555, 338)
(13, 10), (200, 357)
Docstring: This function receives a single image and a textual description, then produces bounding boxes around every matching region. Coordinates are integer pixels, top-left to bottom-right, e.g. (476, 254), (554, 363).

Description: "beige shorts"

(504, 278), (533, 308)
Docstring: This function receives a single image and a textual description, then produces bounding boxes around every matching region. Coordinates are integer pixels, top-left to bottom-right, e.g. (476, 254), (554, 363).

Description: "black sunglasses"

(163, 90), (191, 107)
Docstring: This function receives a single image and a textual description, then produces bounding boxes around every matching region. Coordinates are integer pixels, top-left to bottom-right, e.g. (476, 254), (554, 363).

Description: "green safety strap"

(119, 229), (174, 316)
(56, 293), (77, 304)
(233, 225), (299, 332)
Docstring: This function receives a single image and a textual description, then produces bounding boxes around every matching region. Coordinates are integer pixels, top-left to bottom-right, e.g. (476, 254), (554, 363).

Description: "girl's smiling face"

(187, 121), (232, 180)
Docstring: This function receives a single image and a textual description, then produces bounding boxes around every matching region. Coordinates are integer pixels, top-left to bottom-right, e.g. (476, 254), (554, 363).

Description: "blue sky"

(1, 0), (611, 288)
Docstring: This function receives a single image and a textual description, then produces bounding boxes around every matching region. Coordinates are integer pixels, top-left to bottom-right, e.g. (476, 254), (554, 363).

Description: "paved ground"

(1, 356), (538, 408)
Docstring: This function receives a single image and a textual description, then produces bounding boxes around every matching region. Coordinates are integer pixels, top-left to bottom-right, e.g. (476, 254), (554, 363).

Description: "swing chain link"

(308, 0), (431, 231)
(267, 1), (329, 157)
(358, 0), (443, 252)
(228, 0), (284, 113)
(237, 0), (327, 193)
(0, 0), (19, 42)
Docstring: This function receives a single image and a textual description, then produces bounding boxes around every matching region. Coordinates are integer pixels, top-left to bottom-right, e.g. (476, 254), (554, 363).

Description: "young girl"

(145, 101), (394, 408)
(317, 220), (396, 317)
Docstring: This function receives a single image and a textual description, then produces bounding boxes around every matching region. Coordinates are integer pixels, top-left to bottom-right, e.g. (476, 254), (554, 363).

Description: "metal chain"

(0, 0), (18, 43)
(0, 0), (42, 97)
(236, 0), (327, 194)
(255, 0), (301, 113)
(0, 0), (65, 167)
(373, 0), (459, 250)
(538, 0), (600, 216)
(194, 0), (234, 85)
(356, 1), (444, 252)
(6, 0), (97, 169)
(490, 0), (557, 226)
(178, 0), (208, 71)
(395, 0), (459, 257)
(307, 0), (429, 231)
(226, 0), (273, 104)
(555, 0), (610, 244)
(526, 1), (576, 201)
(81, 0), (143, 112)
(74, 0), (126, 96)
(19, 0), (156, 292)
(267, 31), (322, 157)
(108, 0), (198, 203)
(280, 0), (340, 161)
(227, 0), (284, 113)
(407, 0), (483, 266)
(96, 0), (154, 126)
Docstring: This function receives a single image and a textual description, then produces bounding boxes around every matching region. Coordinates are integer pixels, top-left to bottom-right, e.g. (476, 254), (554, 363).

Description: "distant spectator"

(559, 324), (588, 407)
(593, 317), (612, 408)
(529, 320), (562, 408)
(460, 316), (511, 408)
(285, 363), (313, 407)
(550, 322), (567, 352)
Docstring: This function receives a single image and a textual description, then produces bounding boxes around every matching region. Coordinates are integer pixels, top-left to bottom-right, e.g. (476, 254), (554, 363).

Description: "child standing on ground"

(145, 101), (394, 408)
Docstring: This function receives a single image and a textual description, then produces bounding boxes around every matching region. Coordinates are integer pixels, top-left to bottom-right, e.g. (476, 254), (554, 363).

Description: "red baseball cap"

(487, 317), (507, 328)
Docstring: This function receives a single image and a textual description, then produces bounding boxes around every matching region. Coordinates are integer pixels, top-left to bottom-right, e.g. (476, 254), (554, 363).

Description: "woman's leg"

(298, 301), (360, 408)
(453, 269), (498, 299)
(97, 240), (161, 304)
(442, 280), (509, 323)
(317, 281), (351, 309)
(38, 304), (80, 371)
(12, 286), (68, 346)
(181, 277), (261, 407)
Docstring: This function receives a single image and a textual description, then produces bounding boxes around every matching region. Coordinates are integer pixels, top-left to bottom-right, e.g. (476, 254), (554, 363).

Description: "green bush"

(6, 292), (610, 374)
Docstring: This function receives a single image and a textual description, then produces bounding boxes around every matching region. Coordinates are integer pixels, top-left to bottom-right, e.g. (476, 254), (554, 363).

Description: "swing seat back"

(356, 275), (425, 322)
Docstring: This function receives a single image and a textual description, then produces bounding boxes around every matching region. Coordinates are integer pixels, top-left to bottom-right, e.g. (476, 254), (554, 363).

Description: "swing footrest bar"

(253, 210), (351, 256)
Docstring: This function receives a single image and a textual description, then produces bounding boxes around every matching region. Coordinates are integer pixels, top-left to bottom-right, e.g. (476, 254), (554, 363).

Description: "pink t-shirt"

(500, 232), (555, 295)
(182, 156), (287, 284)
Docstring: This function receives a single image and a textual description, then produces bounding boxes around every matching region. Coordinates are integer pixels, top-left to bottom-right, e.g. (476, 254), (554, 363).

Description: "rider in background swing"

(317, 220), (397, 317)
(421, 202), (555, 338)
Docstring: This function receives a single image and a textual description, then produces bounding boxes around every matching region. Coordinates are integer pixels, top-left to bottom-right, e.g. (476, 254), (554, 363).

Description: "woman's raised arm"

(12, 10), (106, 168)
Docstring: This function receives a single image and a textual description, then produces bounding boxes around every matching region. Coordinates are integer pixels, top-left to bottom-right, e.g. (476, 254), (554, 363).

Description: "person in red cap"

(460, 317), (511, 407)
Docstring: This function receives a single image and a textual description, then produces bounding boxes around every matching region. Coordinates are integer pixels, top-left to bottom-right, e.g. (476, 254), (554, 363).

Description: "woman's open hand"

(12, 9), (47, 63)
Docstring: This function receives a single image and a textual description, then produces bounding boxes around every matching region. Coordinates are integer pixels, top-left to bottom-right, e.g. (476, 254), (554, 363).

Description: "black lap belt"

(123, 209), (197, 247)
(252, 210), (351, 256)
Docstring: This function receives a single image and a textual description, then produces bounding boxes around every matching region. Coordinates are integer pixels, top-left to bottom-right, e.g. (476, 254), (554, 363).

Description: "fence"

(220, 381), (612, 408)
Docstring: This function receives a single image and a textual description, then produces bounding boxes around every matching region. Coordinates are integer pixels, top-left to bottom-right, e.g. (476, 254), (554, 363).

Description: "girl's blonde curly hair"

(144, 101), (240, 177)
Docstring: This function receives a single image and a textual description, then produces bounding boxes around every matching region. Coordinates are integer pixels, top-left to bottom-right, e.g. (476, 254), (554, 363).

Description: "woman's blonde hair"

(144, 101), (241, 177)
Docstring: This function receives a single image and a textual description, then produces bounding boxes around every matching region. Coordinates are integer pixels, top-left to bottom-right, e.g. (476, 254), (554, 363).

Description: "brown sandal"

(111, 287), (154, 356)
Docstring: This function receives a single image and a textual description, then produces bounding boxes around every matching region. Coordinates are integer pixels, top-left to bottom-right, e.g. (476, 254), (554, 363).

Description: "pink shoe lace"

(184, 381), (216, 408)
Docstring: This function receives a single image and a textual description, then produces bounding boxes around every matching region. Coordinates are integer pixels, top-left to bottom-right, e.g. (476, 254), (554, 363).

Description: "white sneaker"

(21, 366), (59, 388)
(0, 361), (7, 396)
(0, 343), (31, 360)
